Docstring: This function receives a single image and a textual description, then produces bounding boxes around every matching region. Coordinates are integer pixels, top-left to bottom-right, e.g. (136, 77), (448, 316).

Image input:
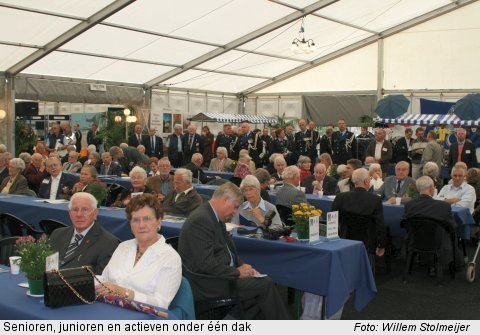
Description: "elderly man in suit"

(167, 125), (184, 168)
(376, 161), (415, 204)
(144, 127), (164, 158)
(438, 164), (476, 214)
(38, 157), (78, 200)
(365, 128), (393, 176)
(182, 124), (203, 165)
(178, 182), (291, 319)
(99, 152), (122, 176)
(62, 151), (82, 173)
(185, 153), (218, 184)
(335, 159), (363, 194)
(163, 168), (203, 217)
(275, 165), (307, 208)
(128, 124), (144, 148)
(0, 158), (29, 195)
(49, 192), (119, 274)
(403, 176), (458, 272)
(302, 163), (337, 196)
(146, 158), (174, 202)
(447, 127), (477, 169)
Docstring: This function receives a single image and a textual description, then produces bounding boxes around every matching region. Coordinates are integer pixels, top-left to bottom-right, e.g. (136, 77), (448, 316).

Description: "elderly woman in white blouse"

(369, 163), (384, 191)
(97, 193), (181, 309)
(209, 146), (234, 172)
(231, 175), (283, 229)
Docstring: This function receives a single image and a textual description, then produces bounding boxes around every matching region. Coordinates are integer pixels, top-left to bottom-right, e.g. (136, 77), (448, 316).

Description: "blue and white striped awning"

(188, 112), (276, 124)
(376, 113), (480, 126)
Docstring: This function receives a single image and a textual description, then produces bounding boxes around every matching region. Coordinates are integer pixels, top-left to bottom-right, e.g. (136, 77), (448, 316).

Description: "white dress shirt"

(101, 235), (181, 309)
(437, 181), (476, 213)
(49, 172), (62, 199)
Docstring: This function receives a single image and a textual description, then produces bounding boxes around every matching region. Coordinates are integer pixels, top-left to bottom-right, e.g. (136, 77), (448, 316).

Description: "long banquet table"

(0, 266), (175, 320)
(0, 195), (376, 318)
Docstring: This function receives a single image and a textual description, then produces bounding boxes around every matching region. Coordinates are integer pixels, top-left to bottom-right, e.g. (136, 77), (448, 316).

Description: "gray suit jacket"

(163, 188), (203, 217)
(376, 175), (416, 202)
(0, 175), (29, 195)
(275, 182), (307, 207)
(49, 222), (120, 274)
(421, 140), (444, 171)
(178, 202), (242, 299)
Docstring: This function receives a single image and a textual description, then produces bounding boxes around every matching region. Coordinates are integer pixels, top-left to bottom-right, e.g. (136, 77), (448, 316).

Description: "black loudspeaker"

(15, 101), (39, 116)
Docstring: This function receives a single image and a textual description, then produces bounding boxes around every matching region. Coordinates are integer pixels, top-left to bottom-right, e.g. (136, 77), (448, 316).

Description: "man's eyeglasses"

(70, 208), (95, 215)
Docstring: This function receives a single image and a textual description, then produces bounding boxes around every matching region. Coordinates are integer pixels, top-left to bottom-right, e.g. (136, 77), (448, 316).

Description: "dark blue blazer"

(38, 172), (78, 199)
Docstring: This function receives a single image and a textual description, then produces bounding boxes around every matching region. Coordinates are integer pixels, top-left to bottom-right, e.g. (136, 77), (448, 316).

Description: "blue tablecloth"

(0, 267), (174, 320)
(0, 196), (376, 319)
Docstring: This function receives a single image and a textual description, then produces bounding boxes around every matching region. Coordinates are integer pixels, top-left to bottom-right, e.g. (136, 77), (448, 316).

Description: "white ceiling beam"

(6, 0), (136, 75)
(242, 0), (477, 95)
(145, 0), (339, 88)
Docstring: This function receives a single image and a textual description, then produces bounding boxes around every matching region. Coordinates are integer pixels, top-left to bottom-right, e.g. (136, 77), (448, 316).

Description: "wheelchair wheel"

(465, 263), (476, 283)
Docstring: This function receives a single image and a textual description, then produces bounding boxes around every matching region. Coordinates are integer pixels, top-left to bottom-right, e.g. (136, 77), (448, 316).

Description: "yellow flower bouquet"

(291, 203), (322, 240)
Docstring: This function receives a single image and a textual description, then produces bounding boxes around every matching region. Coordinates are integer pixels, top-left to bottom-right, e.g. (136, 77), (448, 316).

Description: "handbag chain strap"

(52, 266), (95, 305)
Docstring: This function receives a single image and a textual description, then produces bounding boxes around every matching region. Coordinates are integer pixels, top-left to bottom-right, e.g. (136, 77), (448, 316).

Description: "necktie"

(151, 137), (155, 152)
(458, 143), (464, 162)
(64, 233), (84, 261)
(189, 136), (193, 149)
(396, 180), (402, 195)
(137, 134), (141, 142)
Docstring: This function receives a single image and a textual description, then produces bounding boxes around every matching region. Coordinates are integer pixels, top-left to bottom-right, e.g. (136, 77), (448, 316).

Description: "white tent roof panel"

(0, 0), (115, 18)
(317, 0), (451, 32)
(88, 60), (176, 84)
(0, 45), (36, 70)
(197, 50), (305, 78)
(163, 69), (265, 93)
(0, 7), (79, 45)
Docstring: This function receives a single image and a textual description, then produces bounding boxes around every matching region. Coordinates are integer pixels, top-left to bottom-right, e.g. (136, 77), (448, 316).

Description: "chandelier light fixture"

(291, 17), (316, 54)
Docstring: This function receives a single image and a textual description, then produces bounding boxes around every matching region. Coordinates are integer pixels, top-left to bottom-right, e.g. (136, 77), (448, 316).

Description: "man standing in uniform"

(331, 119), (356, 165)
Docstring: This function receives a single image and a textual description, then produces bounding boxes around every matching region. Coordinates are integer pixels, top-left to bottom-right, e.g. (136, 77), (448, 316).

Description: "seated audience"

(253, 168), (273, 202)
(148, 157), (159, 176)
(275, 166), (307, 208)
(38, 157), (78, 200)
(302, 163), (337, 196)
(49, 192), (119, 274)
(111, 166), (153, 208)
(97, 194), (181, 309)
(271, 155), (287, 182)
(231, 175), (283, 229)
(184, 153), (216, 184)
(423, 161), (442, 194)
(0, 158), (29, 195)
(99, 152), (122, 176)
(23, 153), (48, 193)
(146, 158), (174, 202)
(403, 176), (458, 271)
(239, 149), (256, 173)
(163, 168), (203, 217)
(369, 163), (384, 192)
(84, 151), (101, 173)
(209, 147), (234, 172)
(376, 161), (415, 204)
(319, 153), (334, 177)
(0, 153), (9, 185)
(297, 155), (312, 184)
(19, 152), (32, 166)
(233, 154), (252, 179)
(438, 164), (476, 214)
(178, 182), (291, 319)
(466, 167), (480, 207)
(335, 159), (362, 194)
(71, 165), (99, 194)
(62, 151), (82, 173)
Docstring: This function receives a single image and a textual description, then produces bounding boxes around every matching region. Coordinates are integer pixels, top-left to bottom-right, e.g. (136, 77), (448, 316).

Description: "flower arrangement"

(229, 160), (237, 172)
(327, 164), (338, 177)
(15, 235), (54, 280)
(291, 203), (322, 240)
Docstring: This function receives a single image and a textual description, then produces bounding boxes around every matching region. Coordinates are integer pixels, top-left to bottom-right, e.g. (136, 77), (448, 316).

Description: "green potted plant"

(85, 182), (108, 207)
(15, 235), (54, 295)
(291, 203), (322, 240)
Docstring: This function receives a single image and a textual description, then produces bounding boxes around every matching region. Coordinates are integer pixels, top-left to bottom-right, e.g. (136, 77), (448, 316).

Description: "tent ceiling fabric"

(0, 0), (469, 94)
(375, 113), (480, 126)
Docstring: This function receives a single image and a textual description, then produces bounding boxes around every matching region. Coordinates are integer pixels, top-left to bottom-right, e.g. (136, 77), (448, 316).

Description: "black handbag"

(43, 266), (96, 308)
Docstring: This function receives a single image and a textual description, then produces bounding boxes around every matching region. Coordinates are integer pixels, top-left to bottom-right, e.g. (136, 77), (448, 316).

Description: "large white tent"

(1, 0), (479, 150)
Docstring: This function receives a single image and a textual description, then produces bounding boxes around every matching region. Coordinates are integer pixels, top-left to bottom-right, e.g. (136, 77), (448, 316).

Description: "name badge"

(42, 179), (50, 184)
(466, 150), (471, 154)
(382, 147), (388, 152)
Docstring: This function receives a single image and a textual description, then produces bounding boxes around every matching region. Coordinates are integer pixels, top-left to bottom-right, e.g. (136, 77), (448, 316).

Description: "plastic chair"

(16, 189), (37, 197)
(169, 277), (196, 320)
(38, 219), (68, 236)
(0, 236), (20, 266)
(0, 213), (44, 239)
(402, 216), (456, 284)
